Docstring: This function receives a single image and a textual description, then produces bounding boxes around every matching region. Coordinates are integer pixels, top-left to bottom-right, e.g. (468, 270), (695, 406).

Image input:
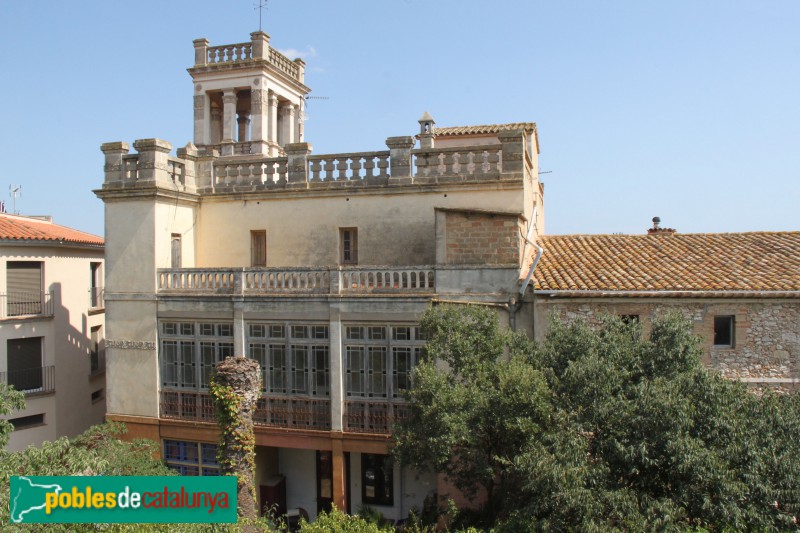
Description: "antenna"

(9, 185), (21, 215)
(302, 96), (330, 122)
(254, 0), (268, 32)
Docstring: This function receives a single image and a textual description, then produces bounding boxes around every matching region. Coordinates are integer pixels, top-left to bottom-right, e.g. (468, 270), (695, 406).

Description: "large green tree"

(393, 305), (800, 531)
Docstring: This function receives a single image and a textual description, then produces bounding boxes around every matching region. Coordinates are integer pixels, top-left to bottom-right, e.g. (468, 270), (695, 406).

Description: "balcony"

(160, 390), (332, 431)
(0, 365), (56, 396)
(89, 286), (105, 309)
(344, 400), (410, 434)
(90, 349), (106, 377)
(157, 267), (436, 296)
(1, 292), (54, 319)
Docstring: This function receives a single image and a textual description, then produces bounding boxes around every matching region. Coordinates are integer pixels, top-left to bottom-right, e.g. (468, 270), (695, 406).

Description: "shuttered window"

(251, 230), (267, 267)
(6, 337), (43, 391)
(6, 262), (43, 316)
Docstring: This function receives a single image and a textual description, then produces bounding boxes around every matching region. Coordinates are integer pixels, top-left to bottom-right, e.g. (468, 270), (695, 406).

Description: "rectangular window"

(171, 234), (182, 268)
(340, 228), (358, 265)
(90, 262), (103, 307)
(90, 326), (102, 374)
(6, 337), (43, 391)
(714, 316), (735, 347)
(91, 388), (104, 403)
(6, 261), (43, 316)
(9, 413), (45, 430)
(160, 322), (233, 390)
(164, 440), (220, 476)
(251, 230), (267, 267)
(361, 454), (393, 506)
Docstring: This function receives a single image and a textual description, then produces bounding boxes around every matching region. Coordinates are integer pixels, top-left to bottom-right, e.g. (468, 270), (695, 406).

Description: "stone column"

(250, 89), (268, 154)
(193, 38), (209, 67)
(211, 357), (261, 523)
(100, 142), (130, 185)
(132, 138), (173, 187)
(331, 439), (347, 511)
(280, 102), (295, 149)
(222, 90), (237, 142)
(267, 92), (279, 155)
(210, 107), (222, 145)
(285, 142), (312, 187)
(193, 92), (206, 146)
(237, 110), (251, 142)
(293, 103), (302, 143)
(386, 136), (415, 184)
(329, 307), (343, 431)
(498, 129), (526, 175)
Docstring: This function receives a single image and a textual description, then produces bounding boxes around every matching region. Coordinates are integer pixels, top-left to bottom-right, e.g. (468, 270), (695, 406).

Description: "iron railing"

(90, 349), (106, 376)
(0, 365), (55, 395)
(1, 292), (54, 319)
(89, 286), (105, 308)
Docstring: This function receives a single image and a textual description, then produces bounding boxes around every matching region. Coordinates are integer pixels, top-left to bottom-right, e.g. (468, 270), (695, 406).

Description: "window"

(160, 322), (233, 390)
(340, 228), (358, 265)
(9, 414), (44, 430)
(171, 234), (182, 268)
(246, 322), (329, 396)
(164, 440), (220, 476)
(90, 262), (103, 307)
(6, 261), (43, 316)
(714, 316), (735, 347)
(361, 454), (393, 506)
(6, 337), (43, 391)
(91, 388), (104, 403)
(251, 230), (267, 267)
(345, 325), (425, 399)
(90, 326), (103, 374)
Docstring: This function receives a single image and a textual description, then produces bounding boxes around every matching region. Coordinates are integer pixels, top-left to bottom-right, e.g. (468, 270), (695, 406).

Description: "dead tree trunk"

(211, 356), (261, 524)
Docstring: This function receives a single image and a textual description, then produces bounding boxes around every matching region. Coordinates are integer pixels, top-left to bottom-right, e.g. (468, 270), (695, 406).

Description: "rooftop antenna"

(303, 95), (330, 122)
(9, 185), (21, 215)
(254, 0), (268, 32)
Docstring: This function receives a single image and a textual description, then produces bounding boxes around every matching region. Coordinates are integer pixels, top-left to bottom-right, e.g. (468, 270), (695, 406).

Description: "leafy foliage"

(393, 305), (800, 531)
(0, 383), (25, 448)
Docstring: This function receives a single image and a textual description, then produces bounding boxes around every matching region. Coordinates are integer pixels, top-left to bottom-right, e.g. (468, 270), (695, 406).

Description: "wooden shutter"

(251, 231), (267, 267)
(6, 262), (42, 315)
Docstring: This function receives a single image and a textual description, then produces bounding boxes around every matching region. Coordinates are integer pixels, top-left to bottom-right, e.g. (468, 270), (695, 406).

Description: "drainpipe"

(518, 206), (544, 337)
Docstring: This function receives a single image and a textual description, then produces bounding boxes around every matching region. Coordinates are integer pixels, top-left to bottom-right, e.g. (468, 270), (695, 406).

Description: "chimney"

(647, 216), (676, 235)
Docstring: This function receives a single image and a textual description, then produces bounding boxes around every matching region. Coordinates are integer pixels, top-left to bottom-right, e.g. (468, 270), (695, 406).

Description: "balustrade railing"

(0, 365), (56, 395)
(160, 390), (331, 430)
(214, 158), (288, 189)
(157, 267), (435, 294)
(1, 292), (54, 319)
(268, 48), (300, 78)
(207, 43), (253, 64)
(340, 268), (435, 292)
(344, 400), (409, 434)
(308, 151), (390, 182)
(413, 146), (502, 178)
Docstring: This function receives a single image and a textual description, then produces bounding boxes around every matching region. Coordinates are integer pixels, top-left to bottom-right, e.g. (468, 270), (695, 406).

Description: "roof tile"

(0, 214), (103, 246)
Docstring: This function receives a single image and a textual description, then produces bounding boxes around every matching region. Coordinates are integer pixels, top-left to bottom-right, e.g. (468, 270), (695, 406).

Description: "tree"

(393, 305), (800, 531)
(0, 383), (25, 448)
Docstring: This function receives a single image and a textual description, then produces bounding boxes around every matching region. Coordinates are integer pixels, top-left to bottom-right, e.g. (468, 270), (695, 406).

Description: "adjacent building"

(0, 213), (106, 451)
(96, 30), (799, 523)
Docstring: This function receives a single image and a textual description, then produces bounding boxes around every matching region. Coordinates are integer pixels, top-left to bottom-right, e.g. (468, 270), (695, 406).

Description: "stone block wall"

(442, 211), (521, 266)
(537, 299), (800, 390)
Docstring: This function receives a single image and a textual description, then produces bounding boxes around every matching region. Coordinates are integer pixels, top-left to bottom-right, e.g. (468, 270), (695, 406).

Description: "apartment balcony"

(160, 390), (332, 431)
(0, 365), (56, 396)
(0, 292), (54, 319)
(159, 390), (407, 435)
(157, 267), (437, 296)
(89, 286), (105, 309)
(90, 349), (106, 377)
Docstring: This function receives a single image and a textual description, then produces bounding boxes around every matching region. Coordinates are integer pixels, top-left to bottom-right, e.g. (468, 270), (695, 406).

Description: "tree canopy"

(393, 305), (800, 531)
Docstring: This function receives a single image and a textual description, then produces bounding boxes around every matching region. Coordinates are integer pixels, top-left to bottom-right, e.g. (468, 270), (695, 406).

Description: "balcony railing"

(160, 390), (332, 431)
(0, 365), (56, 395)
(89, 286), (105, 308)
(344, 400), (409, 434)
(1, 292), (54, 319)
(157, 267), (436, 296)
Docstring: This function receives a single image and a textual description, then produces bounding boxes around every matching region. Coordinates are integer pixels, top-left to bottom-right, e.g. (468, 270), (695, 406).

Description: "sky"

(0, 0), (797, 237)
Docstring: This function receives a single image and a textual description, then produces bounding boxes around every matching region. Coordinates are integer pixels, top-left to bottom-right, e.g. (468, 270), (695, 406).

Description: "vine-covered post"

(210, 356), (261, 523)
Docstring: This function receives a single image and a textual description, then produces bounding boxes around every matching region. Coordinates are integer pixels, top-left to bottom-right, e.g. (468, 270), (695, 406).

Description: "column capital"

(268, 93), (279, 107)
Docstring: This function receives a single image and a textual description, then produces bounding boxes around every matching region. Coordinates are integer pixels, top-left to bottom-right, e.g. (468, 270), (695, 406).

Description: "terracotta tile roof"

(434, 122), (536, 136)
(533, 232), (800, 296)
(0, 214), (103, 246)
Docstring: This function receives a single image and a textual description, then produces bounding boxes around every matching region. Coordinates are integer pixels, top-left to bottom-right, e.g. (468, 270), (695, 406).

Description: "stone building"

(0, 213), (106, 451)
(96, 31), (799, 523)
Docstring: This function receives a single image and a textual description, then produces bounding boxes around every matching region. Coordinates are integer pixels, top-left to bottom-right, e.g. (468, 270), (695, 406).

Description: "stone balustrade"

(102, 129), (531, 194)
(157, 267), (436, 295)
(307, 151), (390, 183)
(269, 48), (300, 79)
(207, 42), (253, 64)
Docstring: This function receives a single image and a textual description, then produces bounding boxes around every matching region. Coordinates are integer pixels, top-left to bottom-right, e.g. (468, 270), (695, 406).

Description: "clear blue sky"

(0, 1), (797, 237)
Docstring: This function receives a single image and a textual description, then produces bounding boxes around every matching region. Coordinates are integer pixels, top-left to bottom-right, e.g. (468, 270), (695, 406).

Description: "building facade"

(96, 31), (799, 523)
(0, 213), (106, 451)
